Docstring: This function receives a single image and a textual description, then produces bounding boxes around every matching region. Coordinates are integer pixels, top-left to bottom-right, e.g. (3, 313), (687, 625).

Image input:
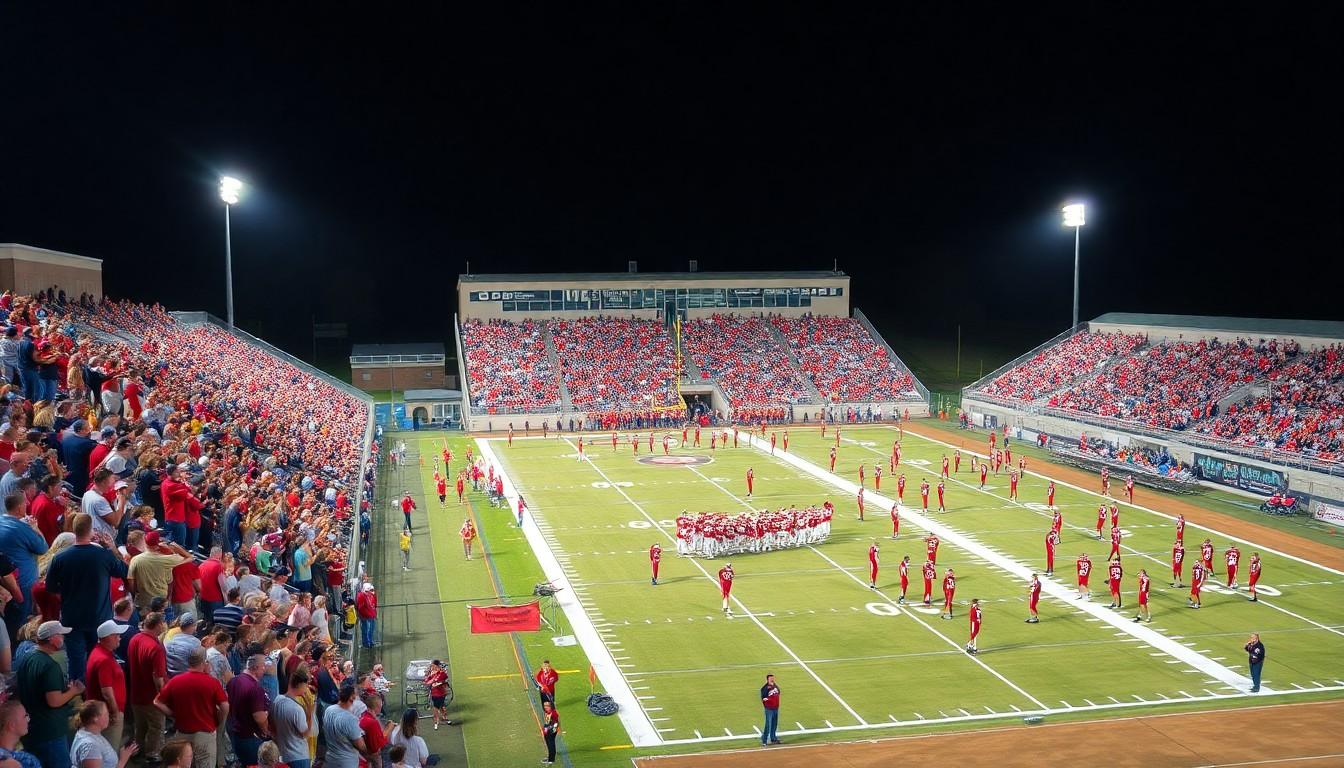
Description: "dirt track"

(903, 423), (1344, 572)
(636, 699), (1344, 768)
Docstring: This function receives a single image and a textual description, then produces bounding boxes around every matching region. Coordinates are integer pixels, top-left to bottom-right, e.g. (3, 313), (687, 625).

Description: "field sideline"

(419, 424), (1344, 765)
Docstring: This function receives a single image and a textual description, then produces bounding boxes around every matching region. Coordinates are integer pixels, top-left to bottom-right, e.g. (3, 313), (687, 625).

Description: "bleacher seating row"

(972, 330), (1343, 464)
(459, 314), (923, 413)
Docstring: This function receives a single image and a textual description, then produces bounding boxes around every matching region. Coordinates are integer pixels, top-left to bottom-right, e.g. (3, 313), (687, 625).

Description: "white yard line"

(745, 432), (1265, 693)
(654, 683), (1344, 746)
(685, 464), (1048, 710)
(559, 437), (868, 728)
(476, 439), (661, 747)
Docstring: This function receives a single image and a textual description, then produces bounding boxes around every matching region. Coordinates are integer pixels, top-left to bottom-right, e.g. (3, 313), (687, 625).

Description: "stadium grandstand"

(962, 312), (1344, 499)
(0, 273), (378, 711)
(453, 270), (928, 431)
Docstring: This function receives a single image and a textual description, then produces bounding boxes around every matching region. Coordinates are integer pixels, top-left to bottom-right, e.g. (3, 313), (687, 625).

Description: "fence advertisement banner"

(1192, 453), (1289, 496)
(469, 602), (542, 633)
(1312, 501), (1344, 525)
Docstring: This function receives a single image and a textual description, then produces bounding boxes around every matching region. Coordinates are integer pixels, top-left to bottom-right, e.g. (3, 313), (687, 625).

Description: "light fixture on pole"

(219, 176), (244, 328)
(1062, 203), (1085, 329)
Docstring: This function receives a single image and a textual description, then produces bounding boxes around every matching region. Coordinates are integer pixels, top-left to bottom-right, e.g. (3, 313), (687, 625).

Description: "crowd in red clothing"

(683, 315), (814, 407)
(1049, 337), (1269, 429)
(1189, 344), (1344, 461)
(979, 331), (1146, 402)
(461, 319), (560, 412)
(770, 315), (918, 402)
(549, 317), (680, 411)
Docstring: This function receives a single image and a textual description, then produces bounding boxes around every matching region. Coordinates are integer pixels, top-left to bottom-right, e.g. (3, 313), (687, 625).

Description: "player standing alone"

(1125, 474), (1135, 503)
(649, 543), (661, 585)
(868, 540), (880, 589)
(966, 598), (982, 654)
(1008, 469), (1019, 500)
(898, 556), (910, 604)
(718, 563), (735, 614)
(436, 475), (447, 507)
(745, 468), (754, 499)
(856, 487), (865, 521)
(1076, 552), (1092, 600)
(889, 503), (900, 539)
(937, 480), (946, 513)
(1026, 574), (1041, 623)
(1134, 569), (1151, 623)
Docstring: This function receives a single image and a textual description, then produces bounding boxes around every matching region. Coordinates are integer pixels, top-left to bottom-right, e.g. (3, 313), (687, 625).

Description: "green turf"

(383, 426), (1344, 767)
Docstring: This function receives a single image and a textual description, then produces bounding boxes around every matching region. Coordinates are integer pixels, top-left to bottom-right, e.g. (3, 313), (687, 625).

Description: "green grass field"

(390, 425), (1344, 767)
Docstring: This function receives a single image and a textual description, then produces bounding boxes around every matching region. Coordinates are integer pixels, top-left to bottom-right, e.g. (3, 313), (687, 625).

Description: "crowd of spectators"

(548, 318), (680, 411)
(682, 315), (814, 407)
(1189, 344), (1344, 461)
(769, 315), (919, 402)
(459, 319), (560, 413)
(978, 331), (1146, 402)
(0, 287), (386, 768)
(1048, 337), (1272, 429)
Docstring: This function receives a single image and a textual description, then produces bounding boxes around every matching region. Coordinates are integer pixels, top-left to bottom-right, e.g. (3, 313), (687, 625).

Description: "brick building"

(350, 342), (448, 391)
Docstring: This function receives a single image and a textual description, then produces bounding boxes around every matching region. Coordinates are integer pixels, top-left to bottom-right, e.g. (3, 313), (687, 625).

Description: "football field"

(437, 424), (1344, 754)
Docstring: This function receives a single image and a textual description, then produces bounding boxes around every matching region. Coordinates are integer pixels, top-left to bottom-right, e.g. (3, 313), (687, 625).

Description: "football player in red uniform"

(856, 488), (865, 521)
(898, 556), (911, 603)
(718, 563), (735, 614)
(868, 541), (880, 588)
(1200, 538), (1214, 574)
(897, 474), (906, 503)
(936, 480), (947, 513)
(941, 568), (957, 619)
(1247, 553), (1262, 602)
(1125, 474), (1135, 503)
(1076, 553), (1092, 600)
(889, 503), (900, 539)
(953, 450), (962, 473)
(1008, 469), (1019, 500)
(1171, 540), (1186, 587)
(941, 455), (950, 478)
(746, 468), (754, 498)
(1108, 526), (1123, 561)
(1026, 574), (1042, 623)
(925, 534), (940, 565)
(966, 598), (983, 654)
(919, 479), (930, 511)
(1188, 561), (1205, 609)
(1045, 530), (1060, 575)
(921, 560), (936, 604)
(978, 463), (987, 489)
(1225, 545), (1242, 589)
(1107, 559), (1124, 608)
(649, 543), (661, 585)
(1047, 481), (1056, 507)
(874, 464), (883, 491)
(1094, 504), (1107, 540)
(1134, 569), (1152, 622)
(1175, 513), (1185, 544)
(829, 446), (837, 472)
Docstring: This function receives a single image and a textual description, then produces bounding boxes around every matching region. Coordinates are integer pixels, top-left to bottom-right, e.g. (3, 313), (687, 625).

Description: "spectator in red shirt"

(197, 547), (226, 625)
(155, 647), (229, 768)
(128, 612), (169, 758)
(161, 464), (205, 555)
(86, 619), (131, 751)
(169, 556), (201, 625)
(357, 693), (392, 768)
(356, 583), (378, 649)
(30, 475), (69, 545)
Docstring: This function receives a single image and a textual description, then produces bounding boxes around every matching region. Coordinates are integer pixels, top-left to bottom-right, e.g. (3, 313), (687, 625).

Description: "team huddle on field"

(673, 504), (834, 557)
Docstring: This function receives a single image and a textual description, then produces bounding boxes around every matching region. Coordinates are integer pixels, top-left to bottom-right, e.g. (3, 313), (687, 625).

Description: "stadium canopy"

(1092, 312), (1344, 341)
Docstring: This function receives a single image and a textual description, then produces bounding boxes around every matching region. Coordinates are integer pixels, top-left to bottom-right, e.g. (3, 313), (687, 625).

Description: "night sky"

(4, 4), (1341, 364)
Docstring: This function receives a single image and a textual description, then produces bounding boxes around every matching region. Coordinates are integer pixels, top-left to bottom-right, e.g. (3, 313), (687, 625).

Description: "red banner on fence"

(469, 602), (542, 633)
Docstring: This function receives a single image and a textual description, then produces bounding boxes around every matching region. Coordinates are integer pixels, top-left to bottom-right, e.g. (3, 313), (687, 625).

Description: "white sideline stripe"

(748, 433), (1263, 694)
(561, 437), (867, 729)
(656, 684), (1344, 746)
(686, 464), (1049, 710)
(476, 439), (660, 748)
(898, 425), (1344, 578)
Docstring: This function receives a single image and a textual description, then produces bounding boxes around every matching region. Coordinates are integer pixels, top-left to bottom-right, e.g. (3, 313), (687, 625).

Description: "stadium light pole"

(219, 176), (244, 328)
(1062, 203), (1085, 329)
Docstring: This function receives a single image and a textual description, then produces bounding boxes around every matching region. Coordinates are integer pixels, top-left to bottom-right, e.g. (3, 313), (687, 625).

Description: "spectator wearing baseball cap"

(81, 469), (127, 541)
(85, 620), (131, 751)
(15, 621), (85, 768)
(126, 531), (193, 614)
(164, 612), (202, 678)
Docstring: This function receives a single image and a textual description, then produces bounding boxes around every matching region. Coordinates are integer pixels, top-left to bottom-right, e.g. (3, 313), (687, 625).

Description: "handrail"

(853, 307), (930, 403)
(347, 401), (376, 654)
(964, 322), (1089, 392)
(453, 314), (473, 424)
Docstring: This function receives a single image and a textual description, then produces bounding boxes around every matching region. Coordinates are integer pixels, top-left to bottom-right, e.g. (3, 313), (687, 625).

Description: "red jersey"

(899, 560), (909, 582)
(1249, 556), (1261, 578)
(1191, 562), (1205, 586)
(650, 545), (661, 563)
(920, 481), (930, 499)
(1173, 543), (1185, 565)
(1046, 530), (1060, 551)
(969, 602), (982, 627)
(922, 561), (936, 582)
(926, 536), (939, 558)
(1138, 573), (1150, 600)
(718, 566), (734, 592)
(1028, 579), (1041, 602)
(436, 478), (447, 496)
(868, 545), (879, 566)
(1225, 547), (1240, 567)
(1108, 562), (1123, 582)
(942, 573), (956, 594)
(1077, 556), (1092, 582)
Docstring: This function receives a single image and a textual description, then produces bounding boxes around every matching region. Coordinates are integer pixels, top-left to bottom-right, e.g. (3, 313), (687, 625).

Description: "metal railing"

(964, 322), (1089, 393)
(453, 314), (473, 424)
(853, 308), (931, 404)
(350, 354), (446, 364)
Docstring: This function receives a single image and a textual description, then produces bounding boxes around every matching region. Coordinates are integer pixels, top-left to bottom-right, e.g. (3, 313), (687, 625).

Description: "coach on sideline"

(760, 674), (781, 745)
(1245, 633), (1266, 692)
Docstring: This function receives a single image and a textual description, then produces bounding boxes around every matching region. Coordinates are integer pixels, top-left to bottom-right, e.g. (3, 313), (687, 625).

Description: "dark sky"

(4, 4), (1341, 359)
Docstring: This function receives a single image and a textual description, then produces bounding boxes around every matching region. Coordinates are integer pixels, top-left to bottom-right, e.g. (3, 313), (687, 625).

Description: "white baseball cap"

(97, 619), (131, 639)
